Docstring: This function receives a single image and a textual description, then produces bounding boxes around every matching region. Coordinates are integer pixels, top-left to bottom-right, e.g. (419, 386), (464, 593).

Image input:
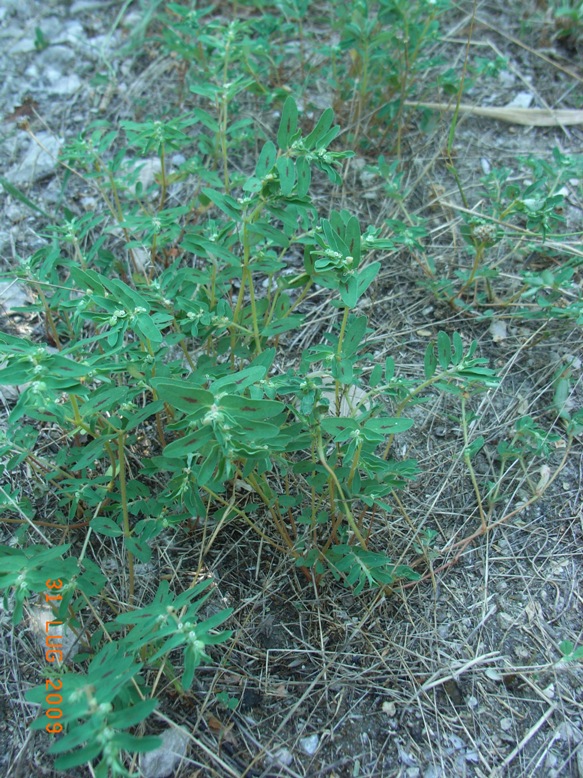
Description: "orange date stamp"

(43, 578), (66, 734)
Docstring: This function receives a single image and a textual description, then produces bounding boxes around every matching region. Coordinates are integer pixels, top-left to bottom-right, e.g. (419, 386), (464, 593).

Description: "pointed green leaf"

(276, 156), (296, 195)
(150, 379), (213, 414)
(296, 155), (311, 197)
(135, 313), (162, 343)
(424, 342), (437, 379)
(355, 262), (380, 299)
(220, 395), (285, 420)
(256, 140), (277, 178)
(451, 331), (463, 365)
(437, 331), (451, 370)
(201, 188), (242, 219)
(304, 108), (335, 149)
(277, 96), (298, 149)
(345, 216), (361, 266)
(364, 417), (414, 435)
(342, 315), (367, 357)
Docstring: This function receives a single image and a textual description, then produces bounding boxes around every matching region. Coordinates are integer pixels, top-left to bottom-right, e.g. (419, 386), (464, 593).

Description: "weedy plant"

(0, 1), (580, 775)
(0, 92), (502, 773)
(409, 149), (583, 323)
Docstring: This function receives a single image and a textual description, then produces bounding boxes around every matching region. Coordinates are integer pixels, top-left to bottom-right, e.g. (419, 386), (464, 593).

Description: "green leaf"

(342, 315), (367, 358)
(424, 342), (437, 379)
(452, 331), (464, 365)
(276, 156), (296, 195)
(220, 395), (285, 420)
(201, 188), (242, 219)
(135, 313), (162, 344)
(465, 435), (485, 458)
(256, 140), (277, 178)
(108, 699), (158, 729)
(370, 363), (382, 387)
(210, 366), (266, 394)
(91, 517), (123, 537)
(53, 743), (102, 770)
(355, 262), (380, 299)
(364, 417), (414, 436)
(277, 96), (298, 149)
(295, 155), (311, 196)
(437, 331), (451, 370)
(126, 536), (152, 563)
(0, 175), (51, 218)
(150, 380), (213, 414)
(261, 314), (304, 337)
(345, 216), (361, 267)
(338, 276), (358, 308)
(304, 108), (335, 149)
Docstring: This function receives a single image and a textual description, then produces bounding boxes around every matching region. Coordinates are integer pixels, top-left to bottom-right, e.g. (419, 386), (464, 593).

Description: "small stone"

(466, 695), (479, 709)
(398, 748), (417, 767)
(506, 91), (534, 109)
(500, 717), (513, 732)
(382, 701), (396, 717)
(9, 132), (63, 185)
(489, 320), (507, 342)
(545, 752), (558, 769)
(140, 728), (189, 778)
(269, 747), (293, 767)
(299, 734), (319, 755)
(406, 769), (420, 778)
(0, 281), (29, 311)
(47, 73), (82, 96)
(497, 612), (514, 629)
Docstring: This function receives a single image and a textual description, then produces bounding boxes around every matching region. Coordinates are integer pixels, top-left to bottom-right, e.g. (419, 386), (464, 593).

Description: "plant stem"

(117, 430), (135, 604)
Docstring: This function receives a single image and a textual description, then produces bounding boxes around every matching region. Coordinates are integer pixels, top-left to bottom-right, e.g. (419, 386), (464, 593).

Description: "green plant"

(420, 149), (583, 322)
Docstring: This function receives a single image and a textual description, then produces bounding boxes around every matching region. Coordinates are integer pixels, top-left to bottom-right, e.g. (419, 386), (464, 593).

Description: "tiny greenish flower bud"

(473, 223), (497, 245)
(99, 727), (115, 744)
(203, 405), (223, 425)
